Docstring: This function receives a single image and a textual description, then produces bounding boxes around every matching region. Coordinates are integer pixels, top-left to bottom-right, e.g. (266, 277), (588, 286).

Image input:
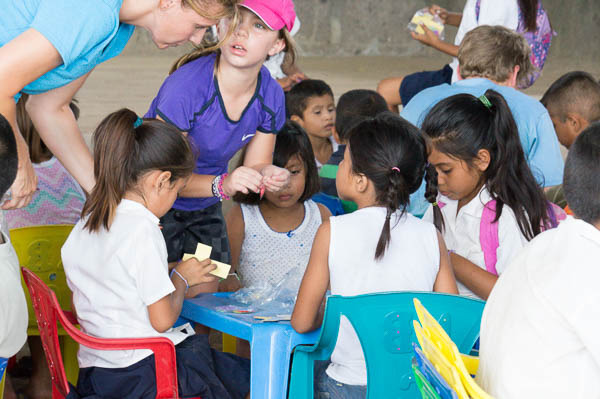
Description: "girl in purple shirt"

(147, 0), (297, 296)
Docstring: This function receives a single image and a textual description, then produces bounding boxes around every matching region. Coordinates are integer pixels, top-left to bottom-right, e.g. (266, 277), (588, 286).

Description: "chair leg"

(60, 336), (79, 385)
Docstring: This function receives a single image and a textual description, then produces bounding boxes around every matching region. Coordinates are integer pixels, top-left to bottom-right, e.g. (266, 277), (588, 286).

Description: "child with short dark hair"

(541, 71), (600, 149)
(0, 113), (29, 395)
(224, 120), (330, 290)
(477, 122), (600, 399)
(319, 89), (388, 197)
(287, 79), (337, 169)
(541, 71), (600, 209)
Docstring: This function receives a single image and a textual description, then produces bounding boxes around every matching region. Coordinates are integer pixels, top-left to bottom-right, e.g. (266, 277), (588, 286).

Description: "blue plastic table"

(181, 293), (320, 399)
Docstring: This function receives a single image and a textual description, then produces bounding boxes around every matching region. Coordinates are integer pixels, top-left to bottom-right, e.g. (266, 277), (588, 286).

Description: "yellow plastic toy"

(413, 298), (493, 399)
(10, 225), (79, 385)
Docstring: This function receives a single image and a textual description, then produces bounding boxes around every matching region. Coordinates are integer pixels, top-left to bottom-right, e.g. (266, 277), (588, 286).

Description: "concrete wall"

(123, 0), (600, 61)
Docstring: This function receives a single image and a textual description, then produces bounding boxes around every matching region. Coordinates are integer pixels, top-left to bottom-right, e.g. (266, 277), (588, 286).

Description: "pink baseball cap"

(241, 0), (296, 32)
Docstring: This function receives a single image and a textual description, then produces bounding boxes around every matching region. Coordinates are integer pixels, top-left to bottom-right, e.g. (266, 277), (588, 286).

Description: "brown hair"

(458, 25), (534, 87)
(16, 94), (80, 164)
(82, 109), (195, 232)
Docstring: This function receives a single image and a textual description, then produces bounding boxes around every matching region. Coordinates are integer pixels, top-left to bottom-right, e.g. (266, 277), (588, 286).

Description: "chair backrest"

(11, 225), (74, 329)
(22, 267), (181, 399)
(317, 292), (485, 398)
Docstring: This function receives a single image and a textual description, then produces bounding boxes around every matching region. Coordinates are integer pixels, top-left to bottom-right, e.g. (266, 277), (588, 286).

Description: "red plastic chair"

(22, 267), (199, 399)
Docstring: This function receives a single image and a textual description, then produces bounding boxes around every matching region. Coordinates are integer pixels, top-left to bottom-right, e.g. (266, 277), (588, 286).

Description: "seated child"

(291, 112), (458, 397)
(541, 71), (600, 208)
(422, 90), (563, 300)
(0, 113), (29, 395)
(225, 121), (330, 290)
(477, 122), (600, 399)
(287, 79), (337, 169)
(319, 89), (388, 198)
(62, 109), (249, 399)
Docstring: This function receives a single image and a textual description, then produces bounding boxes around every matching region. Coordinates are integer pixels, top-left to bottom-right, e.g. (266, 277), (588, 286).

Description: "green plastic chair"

(287, 292), (485, 399)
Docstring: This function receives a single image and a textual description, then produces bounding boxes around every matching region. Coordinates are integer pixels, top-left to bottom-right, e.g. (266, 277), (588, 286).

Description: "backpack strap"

(475, 0), (482, 22)
(479, 199), (499, 276)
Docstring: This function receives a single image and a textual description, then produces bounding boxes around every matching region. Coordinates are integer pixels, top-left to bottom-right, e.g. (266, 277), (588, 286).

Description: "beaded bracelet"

(170, 268), (189, 294)
(217, 173), (230, 201)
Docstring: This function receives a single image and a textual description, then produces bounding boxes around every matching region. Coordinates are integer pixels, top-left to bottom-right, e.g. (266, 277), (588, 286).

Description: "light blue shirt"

(0, 0), (134, 96)
(401, 78), (564, 217)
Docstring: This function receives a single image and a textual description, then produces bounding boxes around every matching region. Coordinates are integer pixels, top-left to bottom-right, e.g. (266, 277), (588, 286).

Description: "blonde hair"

(170, 6), (297, 74)
(458, 25), (534, 86)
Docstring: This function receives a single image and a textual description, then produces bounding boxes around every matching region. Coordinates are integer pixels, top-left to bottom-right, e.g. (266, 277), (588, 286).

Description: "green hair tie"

(479, 94), (492, 109)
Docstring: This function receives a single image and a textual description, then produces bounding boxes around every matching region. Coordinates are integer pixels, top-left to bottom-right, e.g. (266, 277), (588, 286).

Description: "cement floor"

(75, 54), (600, 144)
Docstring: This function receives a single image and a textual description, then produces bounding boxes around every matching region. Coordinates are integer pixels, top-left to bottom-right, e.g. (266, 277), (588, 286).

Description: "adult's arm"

(26, 71), (94, 193)
(0, 29), (62, 209)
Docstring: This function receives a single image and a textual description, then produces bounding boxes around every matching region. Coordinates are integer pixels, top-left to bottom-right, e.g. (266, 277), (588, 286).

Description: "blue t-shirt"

(401, 78), (564, 217)
(146, 53), (286, 211)
(0, 0), (134, 96)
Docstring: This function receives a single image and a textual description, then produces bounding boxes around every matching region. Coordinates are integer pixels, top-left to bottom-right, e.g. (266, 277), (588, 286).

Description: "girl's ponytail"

(347, 112), (426, 260)
(82, 109), (195, 232)
(424, 163), (445, 233)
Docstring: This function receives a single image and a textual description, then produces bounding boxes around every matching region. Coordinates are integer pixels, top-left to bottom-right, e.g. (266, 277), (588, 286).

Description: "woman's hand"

(260, 164), (290, 192)
(223, 166), (264, 196)
(176, 258), (218, 287)
(2, 146), (37, 209)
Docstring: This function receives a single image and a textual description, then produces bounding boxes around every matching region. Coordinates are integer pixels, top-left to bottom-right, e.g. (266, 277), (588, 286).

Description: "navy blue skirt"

(399, 64), (453, 106)
(70, 334), (250, 399)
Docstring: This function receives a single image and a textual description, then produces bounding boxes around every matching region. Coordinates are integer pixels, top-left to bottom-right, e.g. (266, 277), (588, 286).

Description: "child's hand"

(260, 165), (291, 192)
(411, 24), (441, 48)
(176, 258), (218, 287)
(223, 166), (264, 196)
(428, 4), (449, 24)
(218, 274), (243, 292)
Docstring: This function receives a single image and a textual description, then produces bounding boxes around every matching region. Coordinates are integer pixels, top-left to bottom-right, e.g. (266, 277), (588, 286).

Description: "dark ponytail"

(82, 109), (195, 232)
(518, 0), (538, 32)
(422, 89), (551, 241)
(424, 163), (445, 233)
(346, 112), (426, 260)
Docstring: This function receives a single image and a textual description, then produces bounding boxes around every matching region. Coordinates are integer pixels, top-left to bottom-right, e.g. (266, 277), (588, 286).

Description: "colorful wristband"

(170, 268), (189, 293)
(217, 173), (231, 201)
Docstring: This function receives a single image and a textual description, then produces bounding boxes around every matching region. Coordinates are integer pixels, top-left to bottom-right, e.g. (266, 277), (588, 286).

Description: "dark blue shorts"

(399, 64), (453, 106)
(72, 334), (250, 399)
(160, 202), (231, 263)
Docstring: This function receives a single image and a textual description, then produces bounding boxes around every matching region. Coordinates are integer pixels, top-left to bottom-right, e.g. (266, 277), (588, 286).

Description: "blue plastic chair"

(287, 292), (485, 399)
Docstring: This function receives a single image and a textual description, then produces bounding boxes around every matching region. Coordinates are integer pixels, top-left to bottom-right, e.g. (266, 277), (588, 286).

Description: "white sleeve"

(495, 207), (529, 275)
(422, 205), (434, 224)
(478, 0), (519, 30)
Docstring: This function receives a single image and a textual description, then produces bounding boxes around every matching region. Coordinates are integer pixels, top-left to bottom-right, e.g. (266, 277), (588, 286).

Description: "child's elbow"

(291, 318), (313, 334)
(150, 318), (174, 334)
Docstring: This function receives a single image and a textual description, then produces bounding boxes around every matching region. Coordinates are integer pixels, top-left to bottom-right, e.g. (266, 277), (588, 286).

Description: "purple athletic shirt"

(146, 53), (286, 211)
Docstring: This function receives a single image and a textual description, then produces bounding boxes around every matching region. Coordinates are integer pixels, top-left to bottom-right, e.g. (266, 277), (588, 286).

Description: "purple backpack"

(439, 199), (566, 275)
(475, 0), (556, 88)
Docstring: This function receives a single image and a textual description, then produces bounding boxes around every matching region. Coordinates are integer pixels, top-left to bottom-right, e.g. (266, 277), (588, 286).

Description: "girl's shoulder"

(162, 53), (217, 94)
(256, 65), (285, 103)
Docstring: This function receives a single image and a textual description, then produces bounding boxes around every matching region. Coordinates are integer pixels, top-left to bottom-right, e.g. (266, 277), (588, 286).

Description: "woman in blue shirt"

(0, 0), (237, 209)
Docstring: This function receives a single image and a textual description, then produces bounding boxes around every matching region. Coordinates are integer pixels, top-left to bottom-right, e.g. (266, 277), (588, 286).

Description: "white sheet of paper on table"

(182, 243), (231, 279)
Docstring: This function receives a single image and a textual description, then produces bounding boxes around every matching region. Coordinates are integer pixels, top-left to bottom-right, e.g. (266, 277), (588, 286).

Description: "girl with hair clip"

(62, 109), (250, 399)
(291, 112), (458, 397)
(146, 0), (297, 298)
(422, 89), (563, 301)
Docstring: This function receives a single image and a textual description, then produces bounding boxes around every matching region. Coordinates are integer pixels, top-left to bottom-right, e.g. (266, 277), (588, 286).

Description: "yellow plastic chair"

(413, 298), (492, 399)
(10, 225), (79, 385)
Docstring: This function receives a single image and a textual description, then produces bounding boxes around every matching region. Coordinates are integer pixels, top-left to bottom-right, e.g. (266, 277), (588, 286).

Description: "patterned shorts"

(160, 203), (231, 263)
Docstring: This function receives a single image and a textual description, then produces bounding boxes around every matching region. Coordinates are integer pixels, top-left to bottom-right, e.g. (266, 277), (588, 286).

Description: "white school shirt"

(423, 187), (528, 299)
(263, 16), (301, 79)
(0, 212), (28, 358)
(327, 207), (440, 385)
(62, 200), (192, 369)
(449, 0), (519, 83)
(477, 218), (600, 398)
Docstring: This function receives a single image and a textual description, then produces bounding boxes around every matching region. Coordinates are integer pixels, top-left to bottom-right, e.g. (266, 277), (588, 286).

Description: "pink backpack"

(475, 0), (556, 88)
(439, 199), (566, 275)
